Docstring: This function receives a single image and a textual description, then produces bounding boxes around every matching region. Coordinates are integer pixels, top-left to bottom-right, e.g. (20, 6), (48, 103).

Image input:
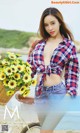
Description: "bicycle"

(20, 122), (41, 133)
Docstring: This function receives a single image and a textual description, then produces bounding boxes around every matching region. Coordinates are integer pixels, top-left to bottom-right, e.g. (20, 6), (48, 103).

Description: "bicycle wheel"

(21, 122), (41, 133)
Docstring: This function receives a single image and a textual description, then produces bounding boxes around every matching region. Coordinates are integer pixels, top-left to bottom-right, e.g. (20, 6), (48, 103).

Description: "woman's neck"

(48, 33), (63, 41)
(48, 36), (63, 43)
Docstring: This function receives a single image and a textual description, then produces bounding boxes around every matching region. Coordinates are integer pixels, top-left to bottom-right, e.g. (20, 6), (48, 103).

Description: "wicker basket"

(0, 82), (18, 106)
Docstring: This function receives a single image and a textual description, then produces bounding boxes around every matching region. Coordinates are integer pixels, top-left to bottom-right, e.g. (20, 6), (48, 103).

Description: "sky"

(0, 0), (80, 41)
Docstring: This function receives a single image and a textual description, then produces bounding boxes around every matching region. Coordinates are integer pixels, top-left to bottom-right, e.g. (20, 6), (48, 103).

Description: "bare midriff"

(37, 73), (62, 87)
(36, 36), (64, 87)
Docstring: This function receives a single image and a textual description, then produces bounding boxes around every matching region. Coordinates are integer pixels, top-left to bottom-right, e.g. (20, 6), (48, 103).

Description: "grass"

(0, 28), (36, 48)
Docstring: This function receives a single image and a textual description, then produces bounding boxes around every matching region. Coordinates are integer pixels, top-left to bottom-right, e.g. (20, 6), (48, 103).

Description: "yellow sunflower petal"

(5, 67), (12, 76)
(20, 86), (26, 94)
(3, 79), (9, 86)
(31, 79), (37, 86)
(14, 73), (20, 80)
(8, 53), (16, 59)
(8, 80), (16, 89)
(11, 65), (17, 73)
(6, 90), (15, 96)
(17, 65), (24, 72)
(26, 67), (32, 74)
(0, 72), (6, 80)
(22, 89), (30, 97)
(23, 74), (31, 83)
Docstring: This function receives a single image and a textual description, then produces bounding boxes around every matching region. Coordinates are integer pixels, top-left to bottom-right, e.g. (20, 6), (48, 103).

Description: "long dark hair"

(39, 7), (74, 41)
(29, 7), (74, 55)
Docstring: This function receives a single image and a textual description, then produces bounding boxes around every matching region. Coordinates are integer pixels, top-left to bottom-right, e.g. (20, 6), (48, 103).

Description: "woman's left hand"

(15, 93), (34, 104)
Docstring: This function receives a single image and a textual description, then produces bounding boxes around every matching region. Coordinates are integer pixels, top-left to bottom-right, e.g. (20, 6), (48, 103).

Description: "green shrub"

(0, 29), (36, 48)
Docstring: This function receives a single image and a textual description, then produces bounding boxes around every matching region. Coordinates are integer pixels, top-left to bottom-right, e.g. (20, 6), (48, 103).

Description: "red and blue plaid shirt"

(27, 38), (79, 97)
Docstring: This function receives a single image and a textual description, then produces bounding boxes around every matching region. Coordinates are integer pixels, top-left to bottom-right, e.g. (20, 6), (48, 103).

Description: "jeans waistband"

(35, 81), (66, 98)
(43, 81), (64, 91)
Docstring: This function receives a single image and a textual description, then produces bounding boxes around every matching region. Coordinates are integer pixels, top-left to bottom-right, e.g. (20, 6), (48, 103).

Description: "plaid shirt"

(27, 38), (79, 97)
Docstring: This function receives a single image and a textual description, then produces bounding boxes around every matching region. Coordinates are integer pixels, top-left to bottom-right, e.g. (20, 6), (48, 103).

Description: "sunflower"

(25, 83), (30, 88)
(2, 59), (10, 65)
(5, 67), (12, 76)
(14, 73), (20, 80)
(17, 65), (24, 72)
(6, 90), (15, 96)
(3, 79), (9, 86)
(11, 65), (17, 73)
(8, 52), (16, 60)
(26, 67), (32, 74)
(23, 74), (31, 83)
(1, 59), (7, 65)
(0, 72), (6, 80)
(8, 80), (17, 89)
(22, 89), (30, 97)
(20, 86), (27, 94)
(16, 53), (21, 57)
(22, 64), (26, 70)
(0, 52), (33, 97)
(11, 61), (18, 66)
(31, 79), (37, 86)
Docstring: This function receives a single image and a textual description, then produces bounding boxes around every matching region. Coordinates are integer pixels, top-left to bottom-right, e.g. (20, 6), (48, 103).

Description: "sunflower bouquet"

(0, 52), (36, 100)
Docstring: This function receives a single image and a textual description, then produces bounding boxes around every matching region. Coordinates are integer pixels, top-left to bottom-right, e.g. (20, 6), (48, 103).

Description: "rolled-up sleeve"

(65, 42), (79, 96)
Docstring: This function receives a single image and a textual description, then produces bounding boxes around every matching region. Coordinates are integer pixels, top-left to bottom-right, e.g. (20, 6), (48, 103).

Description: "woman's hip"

(34, 81), (66, 108)
(35, 81), (66, 99)
(43, 81), (66, 95)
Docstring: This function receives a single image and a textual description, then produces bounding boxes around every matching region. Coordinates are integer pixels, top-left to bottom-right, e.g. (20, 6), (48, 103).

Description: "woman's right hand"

(15, 94), (34, 104)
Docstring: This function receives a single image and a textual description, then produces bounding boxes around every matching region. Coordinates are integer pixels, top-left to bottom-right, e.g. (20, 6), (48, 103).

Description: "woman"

(16, 7), (79, 133)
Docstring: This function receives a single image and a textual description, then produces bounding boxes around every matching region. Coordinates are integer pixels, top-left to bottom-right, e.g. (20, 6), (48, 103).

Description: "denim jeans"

(34, 81), (67, 130)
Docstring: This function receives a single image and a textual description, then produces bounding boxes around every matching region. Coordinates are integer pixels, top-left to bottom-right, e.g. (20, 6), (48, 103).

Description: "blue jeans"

(34, 82), (80, 130)
(34, 81), (67, 130)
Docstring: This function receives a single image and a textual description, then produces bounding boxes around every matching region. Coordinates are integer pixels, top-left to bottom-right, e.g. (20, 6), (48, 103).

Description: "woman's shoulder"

(28, 39), (45, 56)
(64, 38), (75, 47)
(34, 39), (45, 49)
